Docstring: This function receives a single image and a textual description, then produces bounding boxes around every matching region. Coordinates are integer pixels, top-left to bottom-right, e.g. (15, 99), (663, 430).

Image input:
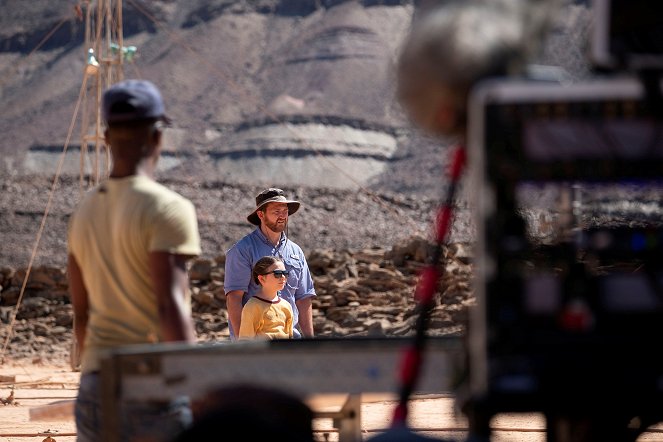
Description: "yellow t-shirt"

(238, 296), (294, 340)
(68, 175), (201, 373)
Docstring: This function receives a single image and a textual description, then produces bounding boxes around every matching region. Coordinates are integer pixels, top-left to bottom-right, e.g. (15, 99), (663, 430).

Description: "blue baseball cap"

(102, 79), (171, 124)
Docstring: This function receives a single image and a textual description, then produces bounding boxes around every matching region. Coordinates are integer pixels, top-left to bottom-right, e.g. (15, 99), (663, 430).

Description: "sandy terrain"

(0, 363), (77, 442)
(0, 361), (549, 442)
(5, 361), (663, 441)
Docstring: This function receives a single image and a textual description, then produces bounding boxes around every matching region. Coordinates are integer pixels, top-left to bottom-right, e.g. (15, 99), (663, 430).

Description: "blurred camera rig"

(462, 1), (663, 440)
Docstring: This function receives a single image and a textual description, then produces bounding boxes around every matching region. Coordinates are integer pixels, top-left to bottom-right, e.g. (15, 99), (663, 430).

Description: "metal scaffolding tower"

(79, 0), (126, 187)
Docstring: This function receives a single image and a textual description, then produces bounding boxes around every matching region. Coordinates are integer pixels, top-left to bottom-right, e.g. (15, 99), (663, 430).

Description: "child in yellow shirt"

(238, 256), (294, 339)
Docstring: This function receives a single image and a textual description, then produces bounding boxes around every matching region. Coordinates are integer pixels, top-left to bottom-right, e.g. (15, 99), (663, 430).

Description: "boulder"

(0, 236), (478, 362)
(189, 259), (214, 282)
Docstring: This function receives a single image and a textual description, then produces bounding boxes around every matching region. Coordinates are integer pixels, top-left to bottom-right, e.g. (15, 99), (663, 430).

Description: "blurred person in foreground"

(67, 79), (201, 442)
(367, 1), (563, 441)
(175, 384), (314, 442)
(396, 0), (561, 140)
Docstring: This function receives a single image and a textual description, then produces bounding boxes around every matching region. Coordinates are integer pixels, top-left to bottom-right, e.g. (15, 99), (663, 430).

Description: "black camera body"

(591, 0), (663, 71)
(463, 2), (663, 439)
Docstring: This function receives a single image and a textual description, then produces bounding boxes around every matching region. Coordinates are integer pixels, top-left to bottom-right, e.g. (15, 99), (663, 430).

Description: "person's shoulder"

(226, 229), (258, 255)
(76, 182), (106, 202)
(141, 178), (190, 203)
(133, 178), (196, 214)
(243, 296), (262, 310)
(279, 297), (294, 310)
(71, 182), (108, 216)
(285, 237), (305, 252)
(233, 229), (259, 247)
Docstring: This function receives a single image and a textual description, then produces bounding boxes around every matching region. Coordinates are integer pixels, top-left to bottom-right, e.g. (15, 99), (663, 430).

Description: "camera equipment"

(464, 74), (663, 440)
(591, 0), (663, 71)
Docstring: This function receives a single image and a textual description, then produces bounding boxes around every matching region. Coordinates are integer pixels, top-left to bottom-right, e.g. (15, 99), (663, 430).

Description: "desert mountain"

(0, 0), (592, 186)
(1, 0), (440, 189)
(0, 0), (594, 267)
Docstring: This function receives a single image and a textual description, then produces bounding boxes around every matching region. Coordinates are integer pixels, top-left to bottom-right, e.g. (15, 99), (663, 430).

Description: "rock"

(16, 297), (50, 319)
(365, 319), (390, 336)
(0, 236), (477, 364)
(12, 267), (66, 291)
(33, 323), (50, 336)
(372, 307), (407, 317)
(0, 306), (13, 323)
(365, 296), (390, 307)
(386, 235), (432, 266)
(449, 243), (474, 264)
(344, 283), (372, 296)
(0, 287), (20, 305)
(329, 266), (350, 280)
(197, 312), (227, 332)
(206, 282), (225, 296)
(334, 290), (359, 306)
(444, 259), (471, 276)
(192, 290), (214, 306)
(50, 326), (67, 335)
(0, 267), (15, 288)
(52, 306), (73, 327)
(368, 267), (402, 280)
(325, 307), (354, 324)
(189, 259), (213, 282)
(307, 249), (336, 275)
(209, 268), (224, 282)
(359, 267), (409, 291)
(353, 249), (386, 264)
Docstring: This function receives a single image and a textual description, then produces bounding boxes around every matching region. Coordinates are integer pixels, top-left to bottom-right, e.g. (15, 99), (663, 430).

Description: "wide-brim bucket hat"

(247, 188), (300, 226)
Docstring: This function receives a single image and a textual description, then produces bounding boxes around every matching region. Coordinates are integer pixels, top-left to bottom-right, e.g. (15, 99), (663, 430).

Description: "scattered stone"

(0, 236), (475, 363)
(1, 287), (21, 305)
(1, 389), (15, 405)
(192, 290), (214, 305)
(189, 259), (213, 282)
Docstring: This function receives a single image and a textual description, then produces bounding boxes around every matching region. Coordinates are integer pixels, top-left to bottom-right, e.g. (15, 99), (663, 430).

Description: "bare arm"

(67, 254), (89, 355)
(226, 290), (244, 340)
(295, 297), (314, 338)
(149, 252), (197, 343)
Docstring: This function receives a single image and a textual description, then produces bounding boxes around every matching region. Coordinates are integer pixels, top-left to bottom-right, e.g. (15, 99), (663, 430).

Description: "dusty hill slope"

(0, 1), (430, 188)
(0, 0), (594, 269)
(0, 0), (591, 187)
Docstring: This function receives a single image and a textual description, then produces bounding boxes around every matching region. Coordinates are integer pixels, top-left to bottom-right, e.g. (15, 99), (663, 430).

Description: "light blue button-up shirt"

(224, 228), (316, 338)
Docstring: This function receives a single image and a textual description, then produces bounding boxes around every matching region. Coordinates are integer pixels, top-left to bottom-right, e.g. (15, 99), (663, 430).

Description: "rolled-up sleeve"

(296, 257), (316, 300)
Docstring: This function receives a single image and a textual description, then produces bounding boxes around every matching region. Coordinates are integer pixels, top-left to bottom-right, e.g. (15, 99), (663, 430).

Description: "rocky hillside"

(0, 0), (440, 190)
(0, 0), (595, 270)
(0, 174), (471, 269)
(0, 0), (592, 191)
(0, 0), (597, 364)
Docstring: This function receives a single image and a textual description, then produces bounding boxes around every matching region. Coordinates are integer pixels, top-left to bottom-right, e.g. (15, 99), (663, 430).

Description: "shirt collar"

(254, 227), (287, 248)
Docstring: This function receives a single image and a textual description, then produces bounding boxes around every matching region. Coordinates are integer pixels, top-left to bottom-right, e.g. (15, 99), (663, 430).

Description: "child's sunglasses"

(263, 270), (289, 278)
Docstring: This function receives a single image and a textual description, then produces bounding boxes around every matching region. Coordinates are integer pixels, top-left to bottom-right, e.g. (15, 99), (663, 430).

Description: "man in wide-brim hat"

(224, 188), (316, 340)
(246, 188), (300, 226)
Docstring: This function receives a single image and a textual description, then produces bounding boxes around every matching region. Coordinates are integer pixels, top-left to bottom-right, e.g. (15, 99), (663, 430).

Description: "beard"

(264, 218), (287, 233)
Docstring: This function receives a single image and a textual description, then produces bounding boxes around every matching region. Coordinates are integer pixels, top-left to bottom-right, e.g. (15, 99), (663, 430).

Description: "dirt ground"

(3, 362), (663, 442)
(0, 361), (548, 442)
